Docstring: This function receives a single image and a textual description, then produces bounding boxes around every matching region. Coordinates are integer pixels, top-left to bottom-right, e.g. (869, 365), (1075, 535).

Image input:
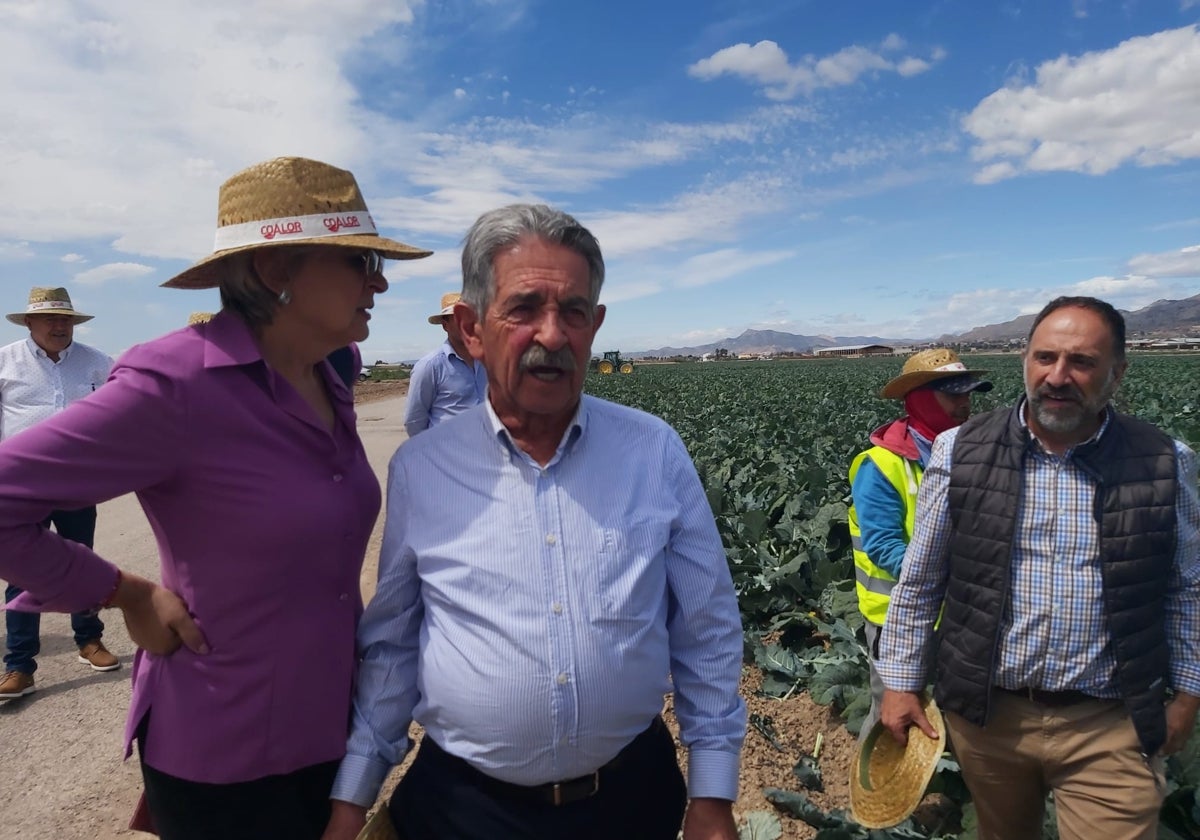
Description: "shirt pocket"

(593, 522), (668, 620)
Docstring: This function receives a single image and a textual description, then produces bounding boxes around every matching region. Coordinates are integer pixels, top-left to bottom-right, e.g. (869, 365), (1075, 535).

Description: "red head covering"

(904, 386), (957, 440)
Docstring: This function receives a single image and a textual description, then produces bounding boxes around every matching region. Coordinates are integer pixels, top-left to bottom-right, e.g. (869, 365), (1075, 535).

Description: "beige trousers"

(945, 692), (1164, 840)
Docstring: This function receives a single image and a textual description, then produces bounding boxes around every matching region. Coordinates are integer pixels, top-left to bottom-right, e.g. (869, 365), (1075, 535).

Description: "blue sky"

(2, 1), (1200, 360)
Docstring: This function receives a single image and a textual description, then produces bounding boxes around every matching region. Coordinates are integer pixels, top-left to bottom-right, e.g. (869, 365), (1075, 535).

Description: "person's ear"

(455, 301), (484, 361)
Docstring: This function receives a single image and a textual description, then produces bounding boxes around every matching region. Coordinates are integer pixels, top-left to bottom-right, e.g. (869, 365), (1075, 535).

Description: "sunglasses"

(350, 250), (385, 276)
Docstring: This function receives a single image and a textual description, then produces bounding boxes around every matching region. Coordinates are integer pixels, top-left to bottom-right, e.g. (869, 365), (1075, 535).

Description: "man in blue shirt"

(325, 204), (746, 840)
(402, 292), (487, 437)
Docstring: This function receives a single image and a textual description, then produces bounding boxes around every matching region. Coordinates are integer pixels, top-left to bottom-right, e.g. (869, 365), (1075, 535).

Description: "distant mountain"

(631, 328), (916, 358)
(939, 292), (1200, 343)
(630, 293), (1200, 357)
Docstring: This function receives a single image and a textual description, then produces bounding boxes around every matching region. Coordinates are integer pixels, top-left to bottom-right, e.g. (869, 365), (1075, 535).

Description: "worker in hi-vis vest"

(848, 348), (992, 734)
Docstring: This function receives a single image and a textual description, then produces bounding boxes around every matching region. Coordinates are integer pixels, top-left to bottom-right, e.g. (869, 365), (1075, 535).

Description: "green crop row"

(586, 353), (1200, 840)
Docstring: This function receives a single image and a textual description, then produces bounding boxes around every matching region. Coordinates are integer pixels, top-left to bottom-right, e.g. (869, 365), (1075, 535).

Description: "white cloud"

(453, 88), (467, 99)
(687, 37), (942, 100)
(0, 241), (34, 259)
(73, 262), (155, 285)
(61, 253), (86, 263)
(964, 26), (1200, 181)
(674, 248), (796, 288)
(1126, 244), (1200, 277)
(0, 1), (421, 258)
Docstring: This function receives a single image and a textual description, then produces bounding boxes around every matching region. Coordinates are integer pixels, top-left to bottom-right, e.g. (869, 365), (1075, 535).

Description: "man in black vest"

(876, 296), (1200, 840)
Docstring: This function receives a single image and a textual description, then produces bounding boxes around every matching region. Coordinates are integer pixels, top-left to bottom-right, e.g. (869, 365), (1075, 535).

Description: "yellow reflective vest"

(848, 446), (922, 626)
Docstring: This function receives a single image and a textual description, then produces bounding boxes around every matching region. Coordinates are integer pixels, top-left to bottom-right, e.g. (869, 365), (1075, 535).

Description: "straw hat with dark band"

(849, 694), (946, 829)
(6, 287), (93, 325)
(163, 157), (432, 290)
(880, 348), (990, 400)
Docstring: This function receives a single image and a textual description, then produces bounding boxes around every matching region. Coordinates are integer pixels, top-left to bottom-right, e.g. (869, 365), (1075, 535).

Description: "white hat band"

(27, 301), (75, 313)
(932, 362), (967, 372)
(212, 211), (378, 252)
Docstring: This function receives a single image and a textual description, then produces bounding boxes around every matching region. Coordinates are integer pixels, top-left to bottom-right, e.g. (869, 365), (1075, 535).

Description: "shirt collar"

(483, 395), (587, 467)
(439, 339), (471, 364)
(25, 336), (74, 362)
(201, 309), (265, 370)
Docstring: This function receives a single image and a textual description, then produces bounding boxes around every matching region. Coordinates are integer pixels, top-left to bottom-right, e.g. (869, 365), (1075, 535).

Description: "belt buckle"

(551, 771), (600, 806)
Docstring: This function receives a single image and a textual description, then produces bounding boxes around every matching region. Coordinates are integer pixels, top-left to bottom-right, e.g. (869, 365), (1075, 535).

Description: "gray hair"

(460, 204), (604, 318)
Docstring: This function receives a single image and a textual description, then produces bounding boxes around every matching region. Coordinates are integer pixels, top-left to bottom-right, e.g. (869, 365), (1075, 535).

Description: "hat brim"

(849, 696), (946, 829)
(427, 308), (454, 324)
(880, 369), (989, 400)
(6, 312), (94, 326)
(161, 234), (433, 290)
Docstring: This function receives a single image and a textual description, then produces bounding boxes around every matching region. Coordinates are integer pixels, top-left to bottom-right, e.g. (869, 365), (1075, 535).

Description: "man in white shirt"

(0, 287), (118, 700)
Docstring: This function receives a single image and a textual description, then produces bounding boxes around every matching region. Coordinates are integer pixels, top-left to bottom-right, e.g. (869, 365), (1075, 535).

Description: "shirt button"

(545, 534), (557, 546)
(557, 672), (569, 685)
(333, 474), (344, 482)
(552, 602), (563, 614)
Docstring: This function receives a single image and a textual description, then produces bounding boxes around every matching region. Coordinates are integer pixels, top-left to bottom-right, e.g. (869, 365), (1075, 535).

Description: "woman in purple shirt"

(0, 157), (431, 839)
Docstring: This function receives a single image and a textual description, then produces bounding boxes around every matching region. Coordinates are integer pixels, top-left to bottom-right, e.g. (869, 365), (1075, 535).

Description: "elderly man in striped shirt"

(325, 204), (746, 840)
(878, 296), (1200, 840)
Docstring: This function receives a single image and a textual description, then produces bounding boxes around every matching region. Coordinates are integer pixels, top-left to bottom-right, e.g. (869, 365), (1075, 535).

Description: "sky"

(2, 1), (1200, 361)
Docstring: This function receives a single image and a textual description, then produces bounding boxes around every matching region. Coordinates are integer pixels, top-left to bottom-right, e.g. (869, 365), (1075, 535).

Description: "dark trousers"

(389, 721), (688, 840)
(138, 746), (338, 840)
(4, 507), (103, 674)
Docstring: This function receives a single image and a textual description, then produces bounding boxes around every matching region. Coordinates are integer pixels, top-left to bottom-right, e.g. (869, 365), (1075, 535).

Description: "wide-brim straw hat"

(849, 695), (946, 829)
(354, 807), (399, 840)
(6, 286), (93, 325)
(428, 292), (461, 324)
(163, 156), (432, 290)
(880, 348), (989, 399)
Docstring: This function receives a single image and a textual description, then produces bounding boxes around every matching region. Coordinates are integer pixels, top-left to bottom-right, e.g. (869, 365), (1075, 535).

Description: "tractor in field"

(595, 350), (634, 375)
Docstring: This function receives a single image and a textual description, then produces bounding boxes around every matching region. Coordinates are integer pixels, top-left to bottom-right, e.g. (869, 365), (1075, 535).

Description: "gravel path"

(0, 394), (408, 840)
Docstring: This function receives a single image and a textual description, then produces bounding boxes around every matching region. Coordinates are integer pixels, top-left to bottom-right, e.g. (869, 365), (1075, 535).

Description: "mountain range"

(630, 293), (1200, 358)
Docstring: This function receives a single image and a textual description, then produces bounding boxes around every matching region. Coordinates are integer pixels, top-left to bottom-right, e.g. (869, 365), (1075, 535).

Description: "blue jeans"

(4, 507), (104, 675)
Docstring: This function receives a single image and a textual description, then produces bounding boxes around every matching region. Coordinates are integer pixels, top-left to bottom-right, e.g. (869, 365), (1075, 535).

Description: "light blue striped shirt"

(332, 395), (746, 807)
(879, 403), (1200, 697)
(402, 340), (487, 437)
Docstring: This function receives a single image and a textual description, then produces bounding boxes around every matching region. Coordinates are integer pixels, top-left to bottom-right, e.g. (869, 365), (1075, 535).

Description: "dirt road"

(0, 394), (409, 840)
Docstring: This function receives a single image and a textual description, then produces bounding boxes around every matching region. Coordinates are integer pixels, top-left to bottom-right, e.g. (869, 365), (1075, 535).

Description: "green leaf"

(738, 811), (782, 840)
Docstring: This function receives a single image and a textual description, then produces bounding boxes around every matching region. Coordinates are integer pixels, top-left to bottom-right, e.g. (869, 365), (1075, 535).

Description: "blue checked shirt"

(879, 404), (1200, 697)
(332, 395), (746, 807)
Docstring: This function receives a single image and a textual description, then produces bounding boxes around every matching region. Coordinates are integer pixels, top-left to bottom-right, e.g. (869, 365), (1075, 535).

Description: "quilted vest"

(934, 404), (1177, 755)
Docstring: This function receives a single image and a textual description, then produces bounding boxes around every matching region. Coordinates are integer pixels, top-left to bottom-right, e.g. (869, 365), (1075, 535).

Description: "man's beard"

(1025, 368), (1118, 436)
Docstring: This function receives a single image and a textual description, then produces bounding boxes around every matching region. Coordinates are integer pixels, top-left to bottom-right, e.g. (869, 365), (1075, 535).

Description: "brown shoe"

(77, 640), (120, 672)
(0, 670), (35, 699)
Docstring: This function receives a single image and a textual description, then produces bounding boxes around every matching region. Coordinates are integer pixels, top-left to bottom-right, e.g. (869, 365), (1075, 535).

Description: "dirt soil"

(354, 379), (411, 404)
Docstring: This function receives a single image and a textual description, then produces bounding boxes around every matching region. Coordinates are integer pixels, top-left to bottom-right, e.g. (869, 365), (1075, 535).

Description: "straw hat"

(354, 807), (399, 840)
(163, 156), (432, 290)
(6, 287), (94, 325)
(849, 695), (946, 829)
(428, 292), (461, 324)
(187, 312), (215, 326)
(880, 348), (989, 399)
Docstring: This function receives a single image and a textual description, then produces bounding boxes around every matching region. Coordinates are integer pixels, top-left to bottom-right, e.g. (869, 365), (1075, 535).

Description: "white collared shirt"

(0, 337), (114, 440)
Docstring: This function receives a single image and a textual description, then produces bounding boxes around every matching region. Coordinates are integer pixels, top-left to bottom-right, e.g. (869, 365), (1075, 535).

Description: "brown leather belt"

(424, 716), (666, 807)
(995, 686), (1097, 707)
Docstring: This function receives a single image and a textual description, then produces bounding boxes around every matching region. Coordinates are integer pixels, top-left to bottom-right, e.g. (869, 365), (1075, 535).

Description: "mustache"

(520, 344), (576, 372)
(1036, 383), (1084, 403)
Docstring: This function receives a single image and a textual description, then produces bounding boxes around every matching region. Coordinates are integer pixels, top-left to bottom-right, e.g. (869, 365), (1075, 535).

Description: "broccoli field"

(587, 353), (1200, 840)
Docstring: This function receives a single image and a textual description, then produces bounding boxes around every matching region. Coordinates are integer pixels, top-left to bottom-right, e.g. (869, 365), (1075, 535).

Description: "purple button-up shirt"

(0, 311), (380, 783)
